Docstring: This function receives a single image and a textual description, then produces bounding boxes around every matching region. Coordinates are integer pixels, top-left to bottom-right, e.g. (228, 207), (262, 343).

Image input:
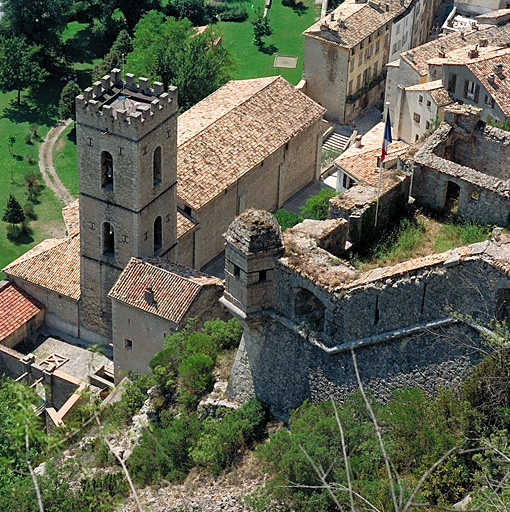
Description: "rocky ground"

(117, 452), (269, 512)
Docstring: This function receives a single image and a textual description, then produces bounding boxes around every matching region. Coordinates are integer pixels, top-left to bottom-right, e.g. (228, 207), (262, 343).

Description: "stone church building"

(1, 69), (325, 379)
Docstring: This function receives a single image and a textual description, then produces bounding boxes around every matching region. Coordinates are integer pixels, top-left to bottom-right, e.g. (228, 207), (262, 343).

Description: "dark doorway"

(444, 181), (460, 214)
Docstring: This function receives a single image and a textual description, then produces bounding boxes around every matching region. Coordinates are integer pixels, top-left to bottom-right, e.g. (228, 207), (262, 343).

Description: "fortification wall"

(225, 210), (510, 417)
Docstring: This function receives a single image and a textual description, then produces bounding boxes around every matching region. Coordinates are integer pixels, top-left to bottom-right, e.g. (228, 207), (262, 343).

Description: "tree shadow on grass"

(289, 2), (309, 16)
(6, 226), (34, 245)
(258, 43), (278, 55)
(67, 126), (77, 144)
(64, 25), (113, 66)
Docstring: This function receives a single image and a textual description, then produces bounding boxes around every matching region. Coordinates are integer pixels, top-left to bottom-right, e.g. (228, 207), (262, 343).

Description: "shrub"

(23, 202), (36, 220)
(299, 188), (336, 220)
(191, 399), (266, 474)
(203, 317), (242, 351)
(274, 208), (302, 231)
(177, 353), (214, 407)
(128, 411), (203, 485)
(213, 3), (248, 22)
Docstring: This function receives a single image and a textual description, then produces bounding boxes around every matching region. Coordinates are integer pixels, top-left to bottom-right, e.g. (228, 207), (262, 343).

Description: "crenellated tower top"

(75, 68), (178, 140)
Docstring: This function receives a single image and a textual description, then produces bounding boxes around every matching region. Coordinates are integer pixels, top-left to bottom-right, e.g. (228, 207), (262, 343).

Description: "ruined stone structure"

(223, 209), (510, 418)
(76, 70), (179, 342)
(412, 104), (510, 226)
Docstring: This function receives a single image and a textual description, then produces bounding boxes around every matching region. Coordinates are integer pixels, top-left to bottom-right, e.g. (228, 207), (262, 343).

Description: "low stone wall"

(0, 345), (87, 427)
(329, 174), (411, 246)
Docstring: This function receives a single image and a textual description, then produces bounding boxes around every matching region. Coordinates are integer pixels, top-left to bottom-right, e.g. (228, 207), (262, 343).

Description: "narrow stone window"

(124, 339), (133, 351)
(101, 151), (113, 189)
(374, 296), (380, 325)
(153, 146), (162, 185)
(259, 270), (267, 282)
(154, 216), (162, 253)
(103, 222), (115, 257)
(496, 289), (510, 323)
(233, 264), (240, 279)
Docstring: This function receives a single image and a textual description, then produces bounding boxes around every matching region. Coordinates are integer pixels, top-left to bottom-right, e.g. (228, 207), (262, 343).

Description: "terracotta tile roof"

(427, 45), (505, 66)
(108, 257), (222, 323)
(177, 212), (195, 238)
(476, 8), (510, 20)
(430, 86), (453, 107)
(303, 0), (407, 49)
(465, 48), (510, 117)
(62, 199), (80, 237)
(0, 282), (44, 342)
(404, 80), (453, 107)
(177, 76), (325, 210)
(334, 141), (409, 186)
(400, 23), (510, 77)
(405, 79), (445, 91)
(3, 235), (81, 300)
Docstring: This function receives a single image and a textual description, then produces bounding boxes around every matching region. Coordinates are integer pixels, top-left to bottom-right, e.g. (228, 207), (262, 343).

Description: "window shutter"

(474, 84), (480, 103)
(463, 80), (468, 99)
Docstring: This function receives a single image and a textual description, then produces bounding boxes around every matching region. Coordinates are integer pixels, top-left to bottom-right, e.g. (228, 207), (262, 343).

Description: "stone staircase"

(322, 130), (350, 152)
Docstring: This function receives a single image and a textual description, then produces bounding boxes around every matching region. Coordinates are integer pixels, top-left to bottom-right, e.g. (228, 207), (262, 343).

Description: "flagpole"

(375, 101), (390, 227)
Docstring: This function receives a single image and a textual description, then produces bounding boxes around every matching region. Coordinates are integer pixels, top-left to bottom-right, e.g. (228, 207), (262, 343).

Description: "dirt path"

(38, 119), (75, 205)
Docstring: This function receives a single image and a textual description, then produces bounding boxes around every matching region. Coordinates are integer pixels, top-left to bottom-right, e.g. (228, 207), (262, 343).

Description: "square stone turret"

(222, 209), (283, 319)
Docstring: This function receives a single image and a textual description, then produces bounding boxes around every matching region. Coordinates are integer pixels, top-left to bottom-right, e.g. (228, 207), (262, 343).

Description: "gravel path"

(38, 119), (75, 205)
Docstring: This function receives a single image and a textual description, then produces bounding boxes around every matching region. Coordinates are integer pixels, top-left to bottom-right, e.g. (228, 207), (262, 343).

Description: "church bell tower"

(75, 69), (178, 342)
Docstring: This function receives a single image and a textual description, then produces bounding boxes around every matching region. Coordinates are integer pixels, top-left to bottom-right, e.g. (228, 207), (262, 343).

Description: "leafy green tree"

(114, 0), (160, 33)
(0, 37), (48, 105)
(58, 81), (82, 121)
(251, 8), (272, 47)
(94, 29), (133, 81)
(3, 194), (26, 226)
(0, 0), (71, 54)
(170, 0), (208, 25)
(127, 12), (235, 111)
(300, 188), (337, 220)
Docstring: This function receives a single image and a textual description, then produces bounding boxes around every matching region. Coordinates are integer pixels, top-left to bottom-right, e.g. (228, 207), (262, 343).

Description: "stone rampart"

(224, 208), (510, 418)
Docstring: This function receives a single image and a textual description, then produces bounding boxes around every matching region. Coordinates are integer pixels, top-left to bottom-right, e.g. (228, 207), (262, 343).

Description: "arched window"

(154, 216), (162, 253)
(103, 222), (115, 257)
(101, 151), (114, 189)
(153, 146), (161, 185)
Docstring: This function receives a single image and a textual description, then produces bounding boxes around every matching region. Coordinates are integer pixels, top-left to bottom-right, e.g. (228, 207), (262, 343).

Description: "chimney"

(355, 135), (363, 148)
(438, 45), (446, 58)
(468, 45), (479, 58)
(407, 51), (414, 62)
(494, 62), (504, 74)
(331, 12), (335, 21)
(144, 286), (155, 305)
(479, 37), (489, 47)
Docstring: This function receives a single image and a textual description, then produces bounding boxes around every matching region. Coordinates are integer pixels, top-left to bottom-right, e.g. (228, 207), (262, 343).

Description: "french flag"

(381, 111), (392, 163)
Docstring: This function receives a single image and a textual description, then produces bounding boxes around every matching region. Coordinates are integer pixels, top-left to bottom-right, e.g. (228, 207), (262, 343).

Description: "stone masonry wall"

(227, 235), (510, 417)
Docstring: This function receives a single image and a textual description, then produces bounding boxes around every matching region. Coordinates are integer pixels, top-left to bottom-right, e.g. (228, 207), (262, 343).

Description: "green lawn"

(54, 124), (79, 198)
(0, 87), (66, 277)
(0, 21), (108, 276)
(219, 0), (319, 85)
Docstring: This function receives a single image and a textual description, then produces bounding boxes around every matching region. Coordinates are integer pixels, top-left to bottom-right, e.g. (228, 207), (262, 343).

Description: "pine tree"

(3, 194), (26, 226)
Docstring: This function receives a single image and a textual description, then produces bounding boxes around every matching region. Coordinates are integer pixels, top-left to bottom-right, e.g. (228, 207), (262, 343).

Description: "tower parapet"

(75, 69), (178, 140)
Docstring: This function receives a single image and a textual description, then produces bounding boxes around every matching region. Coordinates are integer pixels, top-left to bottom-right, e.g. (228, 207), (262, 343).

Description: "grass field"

(54, 124), (79, 198)
(0, 87), (66, 277)
(0, 21), (108, 276)
(219, 0), (319, 84)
